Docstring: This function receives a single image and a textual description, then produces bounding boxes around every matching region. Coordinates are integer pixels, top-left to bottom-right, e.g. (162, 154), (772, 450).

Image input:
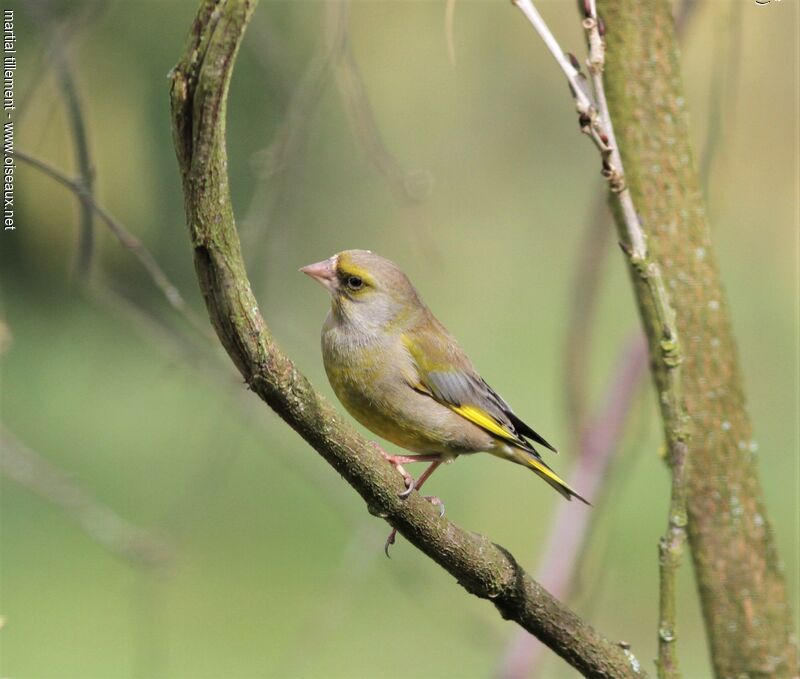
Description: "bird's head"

(300, 249), (423, 331)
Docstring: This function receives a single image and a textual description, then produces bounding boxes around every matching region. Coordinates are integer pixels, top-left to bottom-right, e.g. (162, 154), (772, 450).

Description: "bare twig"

(0, 427), (171, 568)
(498, 335), (648, 678)
(14, 149), (210, 338)
(48, 47), (96, 276)
(25, 2), (102, 277)
(169, 2), (647, 676)
(43, 6), (96, 277)
(512, 2), (690, 676)
(512, 0), (644, 257)
(511, 0), (595, 115)
(565, 0), (702, 436)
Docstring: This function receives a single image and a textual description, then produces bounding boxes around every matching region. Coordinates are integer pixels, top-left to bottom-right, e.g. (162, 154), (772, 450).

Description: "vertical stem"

(598, 0), (798, 676)
(657, 439), (688, 679)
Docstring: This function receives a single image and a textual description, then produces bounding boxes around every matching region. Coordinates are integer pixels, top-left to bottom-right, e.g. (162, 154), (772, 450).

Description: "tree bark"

(597, 1), (798, 676)
(168, 1), (647, 677)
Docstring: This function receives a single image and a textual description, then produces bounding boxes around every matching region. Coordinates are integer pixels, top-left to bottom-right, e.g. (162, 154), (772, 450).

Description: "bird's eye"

(346, 275), (364, 291)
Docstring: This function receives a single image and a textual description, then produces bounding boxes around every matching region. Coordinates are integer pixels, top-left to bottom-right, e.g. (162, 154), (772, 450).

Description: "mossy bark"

(168, 1), (647, 677)
(597, 1), (798, 676)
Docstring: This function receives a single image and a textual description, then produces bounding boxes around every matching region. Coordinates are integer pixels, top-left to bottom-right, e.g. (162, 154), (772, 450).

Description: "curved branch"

(168, 2), (645, 677)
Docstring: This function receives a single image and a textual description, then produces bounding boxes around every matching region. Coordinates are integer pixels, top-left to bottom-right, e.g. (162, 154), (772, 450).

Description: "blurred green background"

(1, 1), (797, 677)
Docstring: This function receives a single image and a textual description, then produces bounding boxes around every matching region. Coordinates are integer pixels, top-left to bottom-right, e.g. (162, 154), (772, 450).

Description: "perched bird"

(300, 249), (588, 519)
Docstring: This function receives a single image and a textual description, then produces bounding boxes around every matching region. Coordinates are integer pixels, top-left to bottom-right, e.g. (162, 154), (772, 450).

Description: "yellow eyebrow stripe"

(451, 404), (518, 443)
(334, 257), (376, 287)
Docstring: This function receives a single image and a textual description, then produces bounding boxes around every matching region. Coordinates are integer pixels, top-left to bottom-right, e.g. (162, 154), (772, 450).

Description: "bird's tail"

(497, 445), (590, 504)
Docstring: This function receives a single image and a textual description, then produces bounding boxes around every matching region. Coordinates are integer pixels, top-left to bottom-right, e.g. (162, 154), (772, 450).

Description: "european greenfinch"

(301, 249), (588, 515)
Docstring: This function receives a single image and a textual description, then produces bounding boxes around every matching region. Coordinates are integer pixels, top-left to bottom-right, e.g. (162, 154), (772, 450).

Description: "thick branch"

(168, 2), (645, 677)
(597, 0), (797, 676)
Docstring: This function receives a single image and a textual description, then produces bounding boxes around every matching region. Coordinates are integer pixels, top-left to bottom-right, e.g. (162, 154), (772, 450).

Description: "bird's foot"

(384, 495), (446, 557)
(370, 443), (416, 498)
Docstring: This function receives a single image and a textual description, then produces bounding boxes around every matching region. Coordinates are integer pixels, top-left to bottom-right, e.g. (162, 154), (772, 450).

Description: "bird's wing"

(401, 322), (557, 455)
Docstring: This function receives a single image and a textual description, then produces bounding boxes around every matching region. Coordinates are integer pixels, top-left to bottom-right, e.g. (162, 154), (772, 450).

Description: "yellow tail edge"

(522, 453), (591, 505)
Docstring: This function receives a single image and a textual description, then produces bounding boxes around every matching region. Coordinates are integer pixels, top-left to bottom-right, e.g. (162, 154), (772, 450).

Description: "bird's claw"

(398, 475), (416, 499)
(373, 444), (416, 499)
(384, 529), (397, 557)
(383, 495), (445, 557)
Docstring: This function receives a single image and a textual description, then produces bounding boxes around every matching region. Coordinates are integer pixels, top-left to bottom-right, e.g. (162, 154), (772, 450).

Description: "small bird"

(301, 250), (588, 541)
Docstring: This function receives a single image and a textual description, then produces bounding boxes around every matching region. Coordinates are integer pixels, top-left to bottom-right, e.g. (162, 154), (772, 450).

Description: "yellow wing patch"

(409, 377), (522, 446)
(451, 404), (520, 445)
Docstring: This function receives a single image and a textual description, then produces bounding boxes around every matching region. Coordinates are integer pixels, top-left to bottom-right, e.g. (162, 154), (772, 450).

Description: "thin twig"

(25, 2), (98, 277)
(583, 5), (689, 675)
(0, 426), (172, 568)
(57, 63), (95, 278)
(512, 2), (690, 677)
(512, 0), (645, 258)
(564, 0), (702, 436)
(511, 0), (595, 116)
(14, 149), (210, 338)
(583, 0), (645, 258)
(48, 14), (96, 277)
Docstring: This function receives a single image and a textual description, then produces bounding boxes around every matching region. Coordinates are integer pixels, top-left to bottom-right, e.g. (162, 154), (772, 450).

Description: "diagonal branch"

(168, 1), (645, 677)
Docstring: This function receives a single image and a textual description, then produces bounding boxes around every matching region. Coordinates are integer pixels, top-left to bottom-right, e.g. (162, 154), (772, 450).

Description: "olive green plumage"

(301, 249), (587, 503)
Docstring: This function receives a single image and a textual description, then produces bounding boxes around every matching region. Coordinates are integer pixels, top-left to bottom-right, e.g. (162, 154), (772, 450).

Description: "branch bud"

(567, 51), (581, 72)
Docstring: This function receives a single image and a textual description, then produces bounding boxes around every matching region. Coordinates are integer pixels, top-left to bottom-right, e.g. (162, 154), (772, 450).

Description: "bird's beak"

(299, 256), (338, 293)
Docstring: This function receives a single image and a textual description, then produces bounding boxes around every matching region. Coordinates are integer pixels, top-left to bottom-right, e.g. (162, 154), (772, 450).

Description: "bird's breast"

(320, 321), (493, 455)
(321, 325), (412, 435)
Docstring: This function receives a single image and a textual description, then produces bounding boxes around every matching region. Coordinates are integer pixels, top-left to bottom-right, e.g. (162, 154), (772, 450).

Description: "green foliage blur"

(1, 1), (797, 677)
